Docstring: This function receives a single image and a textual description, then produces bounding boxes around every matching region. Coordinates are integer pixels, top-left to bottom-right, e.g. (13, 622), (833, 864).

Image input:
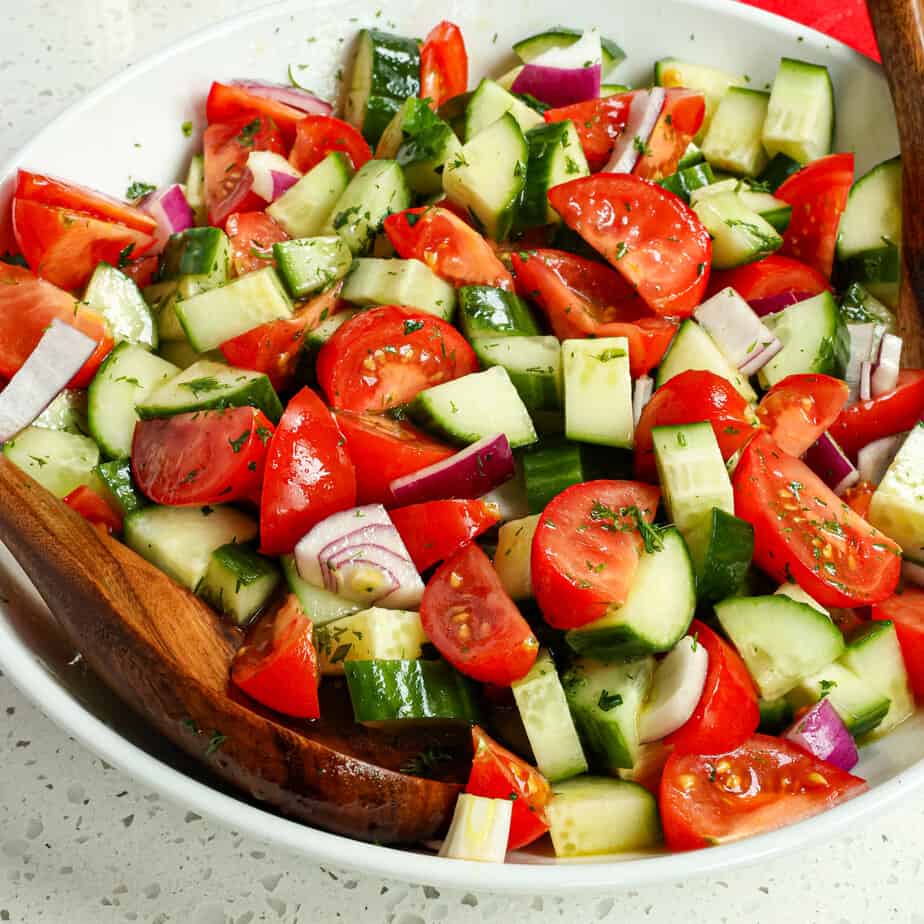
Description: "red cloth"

(740, 0), (880, 61)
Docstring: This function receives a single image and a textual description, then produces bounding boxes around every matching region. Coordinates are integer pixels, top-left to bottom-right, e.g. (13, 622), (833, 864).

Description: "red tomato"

(635, 90), (706, 181)
(63, 485), (122, 534)
(531, 480), (661, 629)
(756, 374), (849, 457)
(421, 543), (538, 685)
(289, 115), (372, 173)
(843, 481), (876, 519)
(776, 153), (854, 279)
(231, 594), (320, 718)
(384, 207), (515, 290)
(548, 174), (711, 317)
(206, 81), (307, 143)
(259, 388), (357, 556)
(331, 410), (455, 505)
(420, 21), (469, 109)
(226, 211), (289, 276)
(316, 305), (478, 413)
(873, 589), (924, 697)
(660, 734), (867, 850)
(829, 370), (924, 459)
(0, 263), (112, 386)
(131, 407), (274, 506)
(707, 253), (830, 303)
(121, 254), (159, 288)
(391, 499), (501, 572)
(664, 620), (759, 755)
(544, 95), (630, 172)
(465, 726), (551, 850)
(634, 371), (756, 482)
(733, 431), (901, 607)
(509, 249), (677, 377)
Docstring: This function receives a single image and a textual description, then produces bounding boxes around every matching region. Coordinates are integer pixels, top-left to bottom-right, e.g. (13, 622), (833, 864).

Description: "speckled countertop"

(1, 2), (923, 921)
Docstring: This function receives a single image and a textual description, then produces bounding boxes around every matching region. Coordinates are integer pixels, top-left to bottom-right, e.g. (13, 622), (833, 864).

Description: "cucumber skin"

(694, 509), (755, 603)
(96, 459), (146, 517)
(355, 30), (421, 146)
(458, 286), (539, 339)
(523, 441), (585, 513)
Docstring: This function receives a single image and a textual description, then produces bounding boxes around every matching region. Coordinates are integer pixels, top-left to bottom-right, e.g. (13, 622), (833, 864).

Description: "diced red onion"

(633, 375), (654, 426)
(0, 320), (97, 444)
(511, 29), (603, 107)
(749, 290), (815, 317)
(247, 151), (302, 203)
(844, 323), (877, 403)
(872, 333), (902, 397)
(784, 698), (858, 771)
(389, 433), (515, 507)
(229, 79), (332, 115)
(142, 184), (194, 252)
(857, 432), (907, 485)
(694, 287), (781, 375)
(902, 560), (924, 587)
(802, 432), (860, 496)
(603, 87), (665, 174)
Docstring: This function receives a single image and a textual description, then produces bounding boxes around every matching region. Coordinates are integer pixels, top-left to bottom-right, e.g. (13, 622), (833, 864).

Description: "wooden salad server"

(0, 456), (469, 843)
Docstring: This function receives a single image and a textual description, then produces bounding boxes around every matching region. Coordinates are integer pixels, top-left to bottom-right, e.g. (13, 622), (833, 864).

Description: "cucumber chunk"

(762, 58), (834, 164)
(84, 262), (157, 349)
(758, 695), (795, 734)
(267, 152), (354, 239)
(197, 543), (280, 627)
(280, 554), (362, 626)
(463, 79), (544, 142)
(96, 459), (145, 517)
(385, 98), (464, 195)
(523, 441), (584, 514)
(869, 424), (924, 563)
(837, 156), (901, 261)
(520, 120), (589, 228)
(3, 427), (100, 498)
(155, 340), (226, 370)
(34, 389), (88, 435)
(493, 514), (541, 600)
(691, 190), (782, 269)
(342, 258), (456, 320)
(315, 607), (426, 675)
(273, 236), (353, 298)
(473, 336), (563, 414)
(788, 662), (890, 739)
(563, 337), (633, 449)
(514, 27), (626, 77)
(658, 162), (716, 202)
(689, 508), (754, 602)
(458, 285), (539, 339)
(160, 226), (231, 282)
(439, 794), (512, 863)
(654, 58), (745, 143)
(701, 87), (770, 177)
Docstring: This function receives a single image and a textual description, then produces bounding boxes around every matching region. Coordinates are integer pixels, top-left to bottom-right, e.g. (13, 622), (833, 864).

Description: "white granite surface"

(1, 1), (923, 921)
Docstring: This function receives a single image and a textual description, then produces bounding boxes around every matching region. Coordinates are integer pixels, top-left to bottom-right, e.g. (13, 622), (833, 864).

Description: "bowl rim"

(0, 0), (914, 894)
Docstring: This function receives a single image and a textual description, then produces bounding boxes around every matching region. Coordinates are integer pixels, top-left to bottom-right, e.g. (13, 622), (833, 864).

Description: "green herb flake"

(597, 690), (623, 711)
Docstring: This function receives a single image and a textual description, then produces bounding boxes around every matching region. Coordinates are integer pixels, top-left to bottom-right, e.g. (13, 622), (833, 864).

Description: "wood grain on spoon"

(0, 455), (466, 843)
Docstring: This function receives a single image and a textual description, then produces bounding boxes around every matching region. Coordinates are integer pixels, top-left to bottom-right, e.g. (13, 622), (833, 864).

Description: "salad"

(0, 17), (920, 862)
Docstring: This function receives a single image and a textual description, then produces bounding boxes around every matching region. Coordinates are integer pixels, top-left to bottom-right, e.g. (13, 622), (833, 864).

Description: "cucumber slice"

(757, 152), (803, 192)
(463, 79), (544, 142)
(520, 120), (589, 229)
(839, 244), (901, 287)
(273, 236), (353, 298)
(523, 441), (584, 513)
(342, 257), (456, 320)
(654, 58), (745, 143)
(3, 427), (100, 498)
(716, 594), (845, 700)
(513, 27), (626, 76)
(197, 543), (280, 627)
(156, 340), (226, 370)
(563, 337), (633, 449)
(775, 581), (830, 615)
(691, 190), (782, 269)
(547, 777), (661, 857)
(160, 227), (231, 282)
(143, 285), (186, 344)
(458, 286), (539, 339)
(267, 152), (354, 239)
(692, 178), (792, 230)
(473, 336), (562, 413)
(758, 695), (795, 734)
(837, 156), (901, 261)
(83, 262), (157, 349)
(34, 388), (88, 435)
(280, 554), (362, 626)
(511, 649), (588, 782)
(315, 607), (427, 675)
(493, 514), (541, 601)
(87, 342), (180, 459)
(689, 508), (754, 602)
(565, 528), (695, 661)
(658, 162), (715, 203)
(678, 142), (704, 168)
(95, 459), (145, 517)
(869, 424), (924, 564)
(600, 83), (631, 97)
(389, 98), (464, 195)
(839, 283), (898, 334)
(438, 794), (512, 863)
(762, 58), (834, 164)
(788, 662), (890, 739)
(123, 504), (258, 592)
(701, 87), (770, 177)
(409, 366), (538, 449)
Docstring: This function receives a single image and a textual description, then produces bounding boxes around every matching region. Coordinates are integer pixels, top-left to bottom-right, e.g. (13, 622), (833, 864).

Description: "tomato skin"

(465, 726), (551, 850)
(843, 481), (876, 519)
(634, 371), (756, 482)
(121, 254), (159, 288)
(548, 174), (712, 317)
(226, 211), (289, 276)
(873, 589), (924, 697)
(316, 305), (478, 413)
(63, 485), (122, 534)
(756, 374), (849, 457)
(531, 480), (661, 629)
(132, 407), (273, 507)
(420, 21), (469, 109)
(289, 115), (372, 173)
(391, 500), (501, 572)
(733, 432), (901, 607)
(829, 370), (924, 459)
(544, 95), (630, 172)
(635, 90), (706, 181)
(776, 153), (854, 278)
(384, 207), (515, 290)
(231, 594), (320, 719)
(660, 734), (867, 851)
(707, 253), (830, 302)
(259, 388), (357, 556)
(206, 82), (306, 143)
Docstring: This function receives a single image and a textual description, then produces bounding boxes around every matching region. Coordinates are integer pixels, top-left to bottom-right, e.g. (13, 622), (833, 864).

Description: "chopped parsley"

(597, 690), (623, 711)
(181, 120), (193, 137)
(181, 376), (223, 396)
(125, 180), (156, 201)
(403, 319), (425, 335)
(236, 118), (263, 147)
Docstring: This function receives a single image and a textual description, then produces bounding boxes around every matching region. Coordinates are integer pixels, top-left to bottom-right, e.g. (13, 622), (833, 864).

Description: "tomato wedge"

(829, 369), (924, 459)
(733, 431), (901, 607)
(548, 174), (712, 317)
(776, 153), (854, 279)
(226, 211), (289, 276)
(420, 21), (469, 109)
(465, 726), (551, 850)
(384, 207), (514, 290)
(0, 262), (112, 386)
(664, 620), (759, 755)
(707, 253), (830, 304)
(231, 594), (321, 718)
(873, 588), (924, 697)
(756, 373), (849, 457)
(420, 542), (538, 685)
(391, 499), (501, 572)
(634, 371), (756, 482)
(843, 481), (876, 519)
(544, 95), (630, 172)
(509, 249), (677, 377)
(121, 254), (159, 289)
(288, 115), (372, 173)
(331, 410), (455, 505)
(531, 480), (661, 629)
(660, 734), (867, 851)
(316, 305), (478, 413)
(259, 388), (357, 556)
(635, 89), (706, 181)
(131, 407), (274, 506)
(63, 485), (122, 534)
(206, 81), (308, 143)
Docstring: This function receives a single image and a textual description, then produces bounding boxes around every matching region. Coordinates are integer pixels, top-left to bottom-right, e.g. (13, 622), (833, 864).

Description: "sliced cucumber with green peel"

(83, 262), (157, 349)
(156, 340), (226, 370)
(34, 389), (88, 435)
(3, 427), (101, 499)
(160, 226), (230, 282)
(523, 441), (584, 514)
(267, 152), (354, 239)
(838, 244), (901, 288)
(520, 120), (589, 228)
(758, 695), (795, 734)
(514, 27), (626, 76)
(654, 58), (744, 142)
(869, 424), (924, 564)
(692, 177), (792, 231)
(691, 189), (782, 268)
(563, 337), (633, 449)
(757, 152), (803, 191)
(342, 258), (456, 320)
(96, 459), (145, 517)
(458, 285), (539, 339)
(315, 608), (427, 675)
(473, 336), (562, 413)
(463, 79), (544, 142)
(688, 508), (754, 602)
(839, 283), (897, 334)
(493, 514), (540, 601)
(658, 162), (715, 203)
(389, 98), (464, 195)
(273, 236), (353, 298)
(702, 87), (770, 177)
(788, 662), (890, 739)
(762, 58), (834, 164)
(837, 156), (901, 261)
(280, 554), (362, 626)
(197, 543), (280, 627)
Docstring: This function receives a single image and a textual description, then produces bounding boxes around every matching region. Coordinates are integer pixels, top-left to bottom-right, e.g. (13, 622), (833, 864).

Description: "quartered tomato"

(664, 620), (759, 756)
(756, 373), (849, 457)
(466, 726), (551, 850)
(420, 21), (469, 109)
(206, 81), (307, 143)
(288, 115), (372, 173)
(544, 95), (630, 172)
(332, 410), (455, 505)
(226, 211), (289, 276)
(548, 174), (712, 317)
(391, 499), (501, 572)
(635, 89), (706, 181)
(707, 253), (830, 304)
(131, 407), (274, 506)
(316, 305), (478, 412)
(120, 254), (159, 288)
(531, 480), (661, 629)
(384, 207), (515, 290)
(873, 588), (924, 697)
(733, 431), (901, 607)
(843, 481), (876, 519)
(420, 542), (538, 685)
(259, 388), (357, 556)
(231, 593), (321, 718)
(660, 734), (867, 850)
(63, 485), (122, 534)
(509, 249), (677, 377)
(634, 371), (756, 482)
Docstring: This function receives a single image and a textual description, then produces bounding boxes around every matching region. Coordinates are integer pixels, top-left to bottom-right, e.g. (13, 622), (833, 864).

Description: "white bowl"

(0, 0), (916, 895)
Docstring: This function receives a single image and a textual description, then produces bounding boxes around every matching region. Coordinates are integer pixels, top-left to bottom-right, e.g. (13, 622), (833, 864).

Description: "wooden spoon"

(0, 456), (469, 843)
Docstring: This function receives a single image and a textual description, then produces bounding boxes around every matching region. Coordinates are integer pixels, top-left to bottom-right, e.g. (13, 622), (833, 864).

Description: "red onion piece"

(859, 361), (873, 402)
(802, 432), (859, 496)
(694, 287), (781, 375)
(633, 375), (654, 426)
(328, 544), (424, 609)
(319, 523), (400, 588)
(229, 79), (332, 115)
(247, 151), (302, 203)
(871, 333), (902, 397)
(511, 29), (603, 107)
(738, 339), (783, 376)
(784, 698), (858, 772)
(844, 323), (877, 403)
(749, 290), (815, 317)
(479, 473), (529, 523)
(857, 432), (906, 485)
(0, 320), (98, 443)
(143, 184), (194, 252)
(604, 87), (665, 174)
